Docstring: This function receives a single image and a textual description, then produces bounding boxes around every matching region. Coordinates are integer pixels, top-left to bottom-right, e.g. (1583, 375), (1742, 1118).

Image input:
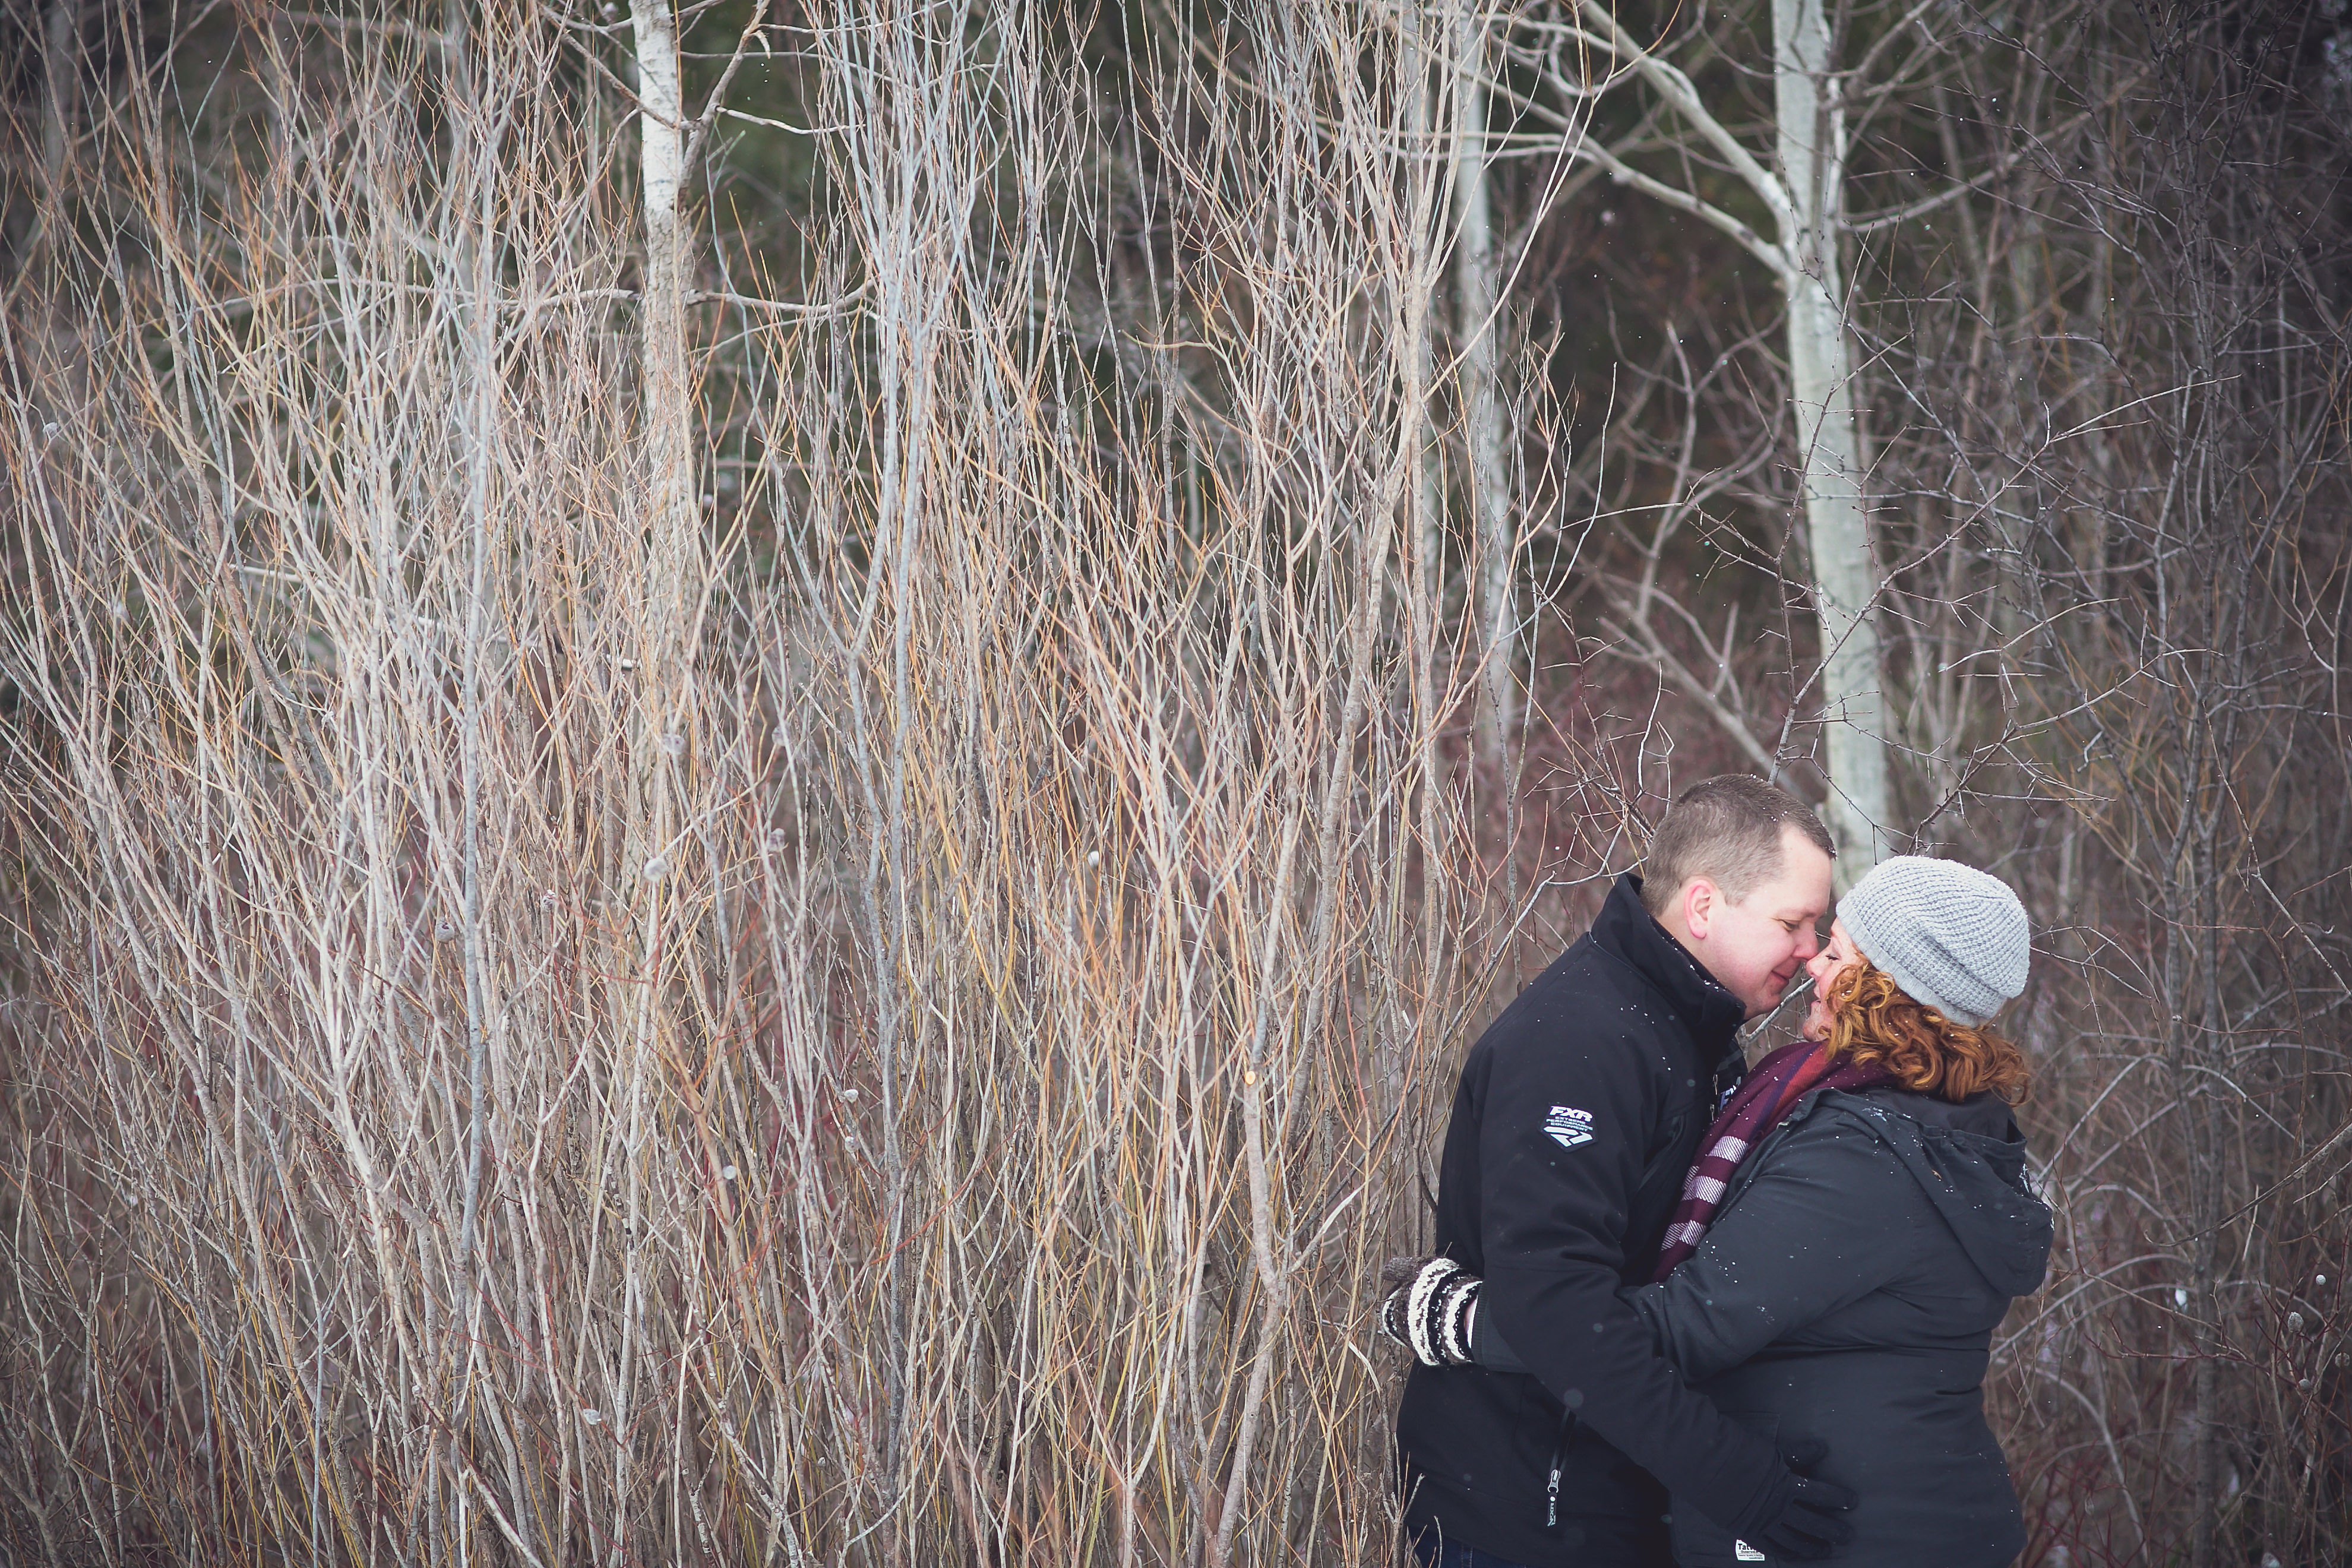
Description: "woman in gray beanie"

(1383, 856), (2051, 1568)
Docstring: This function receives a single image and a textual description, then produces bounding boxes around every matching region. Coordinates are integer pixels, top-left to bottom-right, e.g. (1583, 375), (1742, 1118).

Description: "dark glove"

(1740, 1436), (1857, 1562)
(1375, 1254), (1481, 1366)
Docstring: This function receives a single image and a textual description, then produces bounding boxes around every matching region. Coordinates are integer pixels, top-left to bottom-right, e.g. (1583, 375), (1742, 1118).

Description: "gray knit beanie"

(1836, 856), (2030, 1027)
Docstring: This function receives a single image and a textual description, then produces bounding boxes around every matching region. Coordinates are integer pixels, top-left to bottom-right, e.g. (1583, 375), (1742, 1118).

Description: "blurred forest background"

(2, 1), (2349, 1564)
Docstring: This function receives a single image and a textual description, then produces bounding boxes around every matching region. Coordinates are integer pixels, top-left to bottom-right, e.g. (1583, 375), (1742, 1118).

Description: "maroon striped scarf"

(1651, 1040), (1891, 1282)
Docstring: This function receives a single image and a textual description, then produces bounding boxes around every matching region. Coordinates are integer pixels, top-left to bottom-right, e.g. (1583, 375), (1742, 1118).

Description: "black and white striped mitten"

(1376, 1255), (1480, 1367)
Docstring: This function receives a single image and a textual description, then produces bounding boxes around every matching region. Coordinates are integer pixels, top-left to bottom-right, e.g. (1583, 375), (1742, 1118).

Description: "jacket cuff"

(1468, 1300), (1530, 1374)
(1722, 1453), (1796, 1537)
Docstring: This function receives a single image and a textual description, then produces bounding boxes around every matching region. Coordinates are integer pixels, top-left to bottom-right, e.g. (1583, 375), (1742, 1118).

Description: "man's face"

(1674, 826), (1835, 1019)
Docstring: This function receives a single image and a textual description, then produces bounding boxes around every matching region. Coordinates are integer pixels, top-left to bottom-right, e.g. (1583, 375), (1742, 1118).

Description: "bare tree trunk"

(11, 1), (78, 309)
(39, 1), (74, 180)
(1402, 1), (1439, 740)
(1400, 4), (1449, 1000)
(622, 5), (695, 1559)
(436, 7), (509, 1556)
(2190, 817), (2226, 1568)
(1773, 0), (1888, 881)
(1455, 7), (1512, 779)
(633, 0), (698, 673)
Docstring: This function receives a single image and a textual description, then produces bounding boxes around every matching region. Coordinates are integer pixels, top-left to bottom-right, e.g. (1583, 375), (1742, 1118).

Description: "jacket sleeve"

(1623, 1111), (1923, 1384)
(1475, 1017), (1790, 1533)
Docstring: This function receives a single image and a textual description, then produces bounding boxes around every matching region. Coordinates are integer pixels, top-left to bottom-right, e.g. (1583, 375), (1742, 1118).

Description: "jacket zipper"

(1545, 1411), (1577, 1528)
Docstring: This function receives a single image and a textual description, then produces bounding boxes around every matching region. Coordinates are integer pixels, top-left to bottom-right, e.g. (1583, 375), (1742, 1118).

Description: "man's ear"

(1683, 877), (1717, 941)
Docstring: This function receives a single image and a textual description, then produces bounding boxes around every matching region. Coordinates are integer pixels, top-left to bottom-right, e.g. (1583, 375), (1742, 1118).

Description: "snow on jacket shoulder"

(1627, 1083), (2054, 1568)
(1398, 874), (1785, 1568)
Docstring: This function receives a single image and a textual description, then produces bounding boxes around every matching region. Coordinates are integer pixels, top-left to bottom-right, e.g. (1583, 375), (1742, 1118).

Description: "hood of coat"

(1823, 1087), (2054, 1297)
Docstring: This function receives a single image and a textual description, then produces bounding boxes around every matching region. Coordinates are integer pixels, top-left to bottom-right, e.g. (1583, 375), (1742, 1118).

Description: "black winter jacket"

(1631, 1085), (2053, 1568)
(1396, 874), (1791, 1566)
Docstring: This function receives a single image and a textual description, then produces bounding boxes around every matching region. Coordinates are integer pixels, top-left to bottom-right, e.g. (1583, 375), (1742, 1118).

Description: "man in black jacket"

(1395, 776), (1847, 1567)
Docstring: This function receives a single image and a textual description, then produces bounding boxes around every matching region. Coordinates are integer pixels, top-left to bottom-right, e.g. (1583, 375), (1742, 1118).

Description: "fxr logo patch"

(1544, 1105), (1595, 1149)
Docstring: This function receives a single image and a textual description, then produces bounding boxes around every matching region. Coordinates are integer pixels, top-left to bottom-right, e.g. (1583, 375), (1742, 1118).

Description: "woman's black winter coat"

(1632, 1084), (2054, 1568)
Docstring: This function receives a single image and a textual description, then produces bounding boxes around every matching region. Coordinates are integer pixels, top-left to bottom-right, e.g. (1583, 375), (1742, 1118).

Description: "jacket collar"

(1589, 872), (1749, 1049)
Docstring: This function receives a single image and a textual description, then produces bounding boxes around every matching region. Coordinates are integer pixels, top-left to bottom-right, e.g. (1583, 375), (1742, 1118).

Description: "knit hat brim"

(1838, 901), (1991, 1026)
(1836, 856), (2030, 1028)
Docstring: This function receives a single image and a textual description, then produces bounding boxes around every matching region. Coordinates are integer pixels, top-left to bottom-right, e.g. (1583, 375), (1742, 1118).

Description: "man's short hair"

(1639, 774), (1835, 918)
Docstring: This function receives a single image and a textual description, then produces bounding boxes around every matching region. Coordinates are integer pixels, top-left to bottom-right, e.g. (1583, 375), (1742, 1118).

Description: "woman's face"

(1803, 917), (1866, 1040)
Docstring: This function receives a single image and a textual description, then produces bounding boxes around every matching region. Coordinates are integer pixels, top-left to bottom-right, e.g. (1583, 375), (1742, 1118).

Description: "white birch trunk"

(1774, 0), (1889, 883)
(618, 8), (694, 1561)
(633, 0), (697, 663)
(1455, 8), (1513, 776)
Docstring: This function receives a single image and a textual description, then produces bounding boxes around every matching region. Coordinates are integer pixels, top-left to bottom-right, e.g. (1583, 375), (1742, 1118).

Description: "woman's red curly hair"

(1824, 959), (2031, 1104)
